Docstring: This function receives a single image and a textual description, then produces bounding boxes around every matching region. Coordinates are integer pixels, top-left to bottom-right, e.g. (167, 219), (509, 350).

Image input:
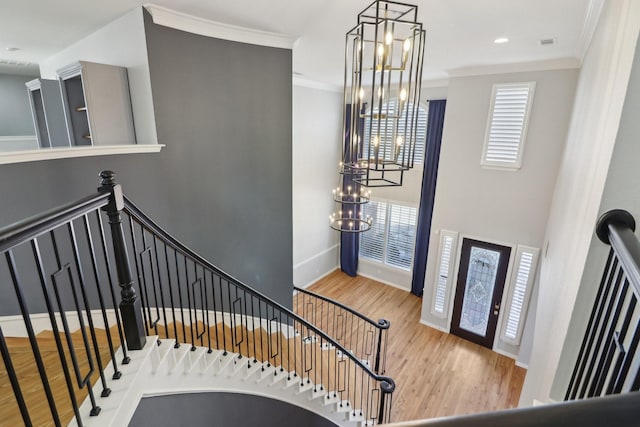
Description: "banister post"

(378, 380), (394, 424)
(99, 171), (146, 351)
(374, 319), (390, 374)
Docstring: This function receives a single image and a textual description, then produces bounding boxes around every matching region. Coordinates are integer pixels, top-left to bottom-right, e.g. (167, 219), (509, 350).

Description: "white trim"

(295, 268), (337, 290)
(357, 271), (410, 292)
(293, 76), (342, 93)
(447, 58), (580, 78)
(293, 244), (339, 270)
(0, 144), (164, 165)
(577, 0), (606, 63)
(293, 245), (339, 289)
(421, 78), (449, 88)
(516, 360), (529, 370)
(419, 318), (449, 333)
(144, 4), (296, 50)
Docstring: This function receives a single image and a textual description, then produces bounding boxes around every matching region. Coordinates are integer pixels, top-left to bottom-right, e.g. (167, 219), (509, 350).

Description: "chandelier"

(330, 0), (425, 233)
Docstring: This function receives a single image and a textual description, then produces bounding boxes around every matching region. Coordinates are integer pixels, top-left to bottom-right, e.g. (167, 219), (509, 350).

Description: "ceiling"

(0, 0), (597, 84)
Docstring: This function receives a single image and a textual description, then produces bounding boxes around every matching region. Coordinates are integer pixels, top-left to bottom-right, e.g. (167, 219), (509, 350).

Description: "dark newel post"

(378, 381), (393, 424)
(99, 170), (146, 350)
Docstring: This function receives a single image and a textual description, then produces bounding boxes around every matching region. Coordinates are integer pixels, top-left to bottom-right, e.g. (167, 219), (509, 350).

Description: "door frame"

(446, 236), (515, 350)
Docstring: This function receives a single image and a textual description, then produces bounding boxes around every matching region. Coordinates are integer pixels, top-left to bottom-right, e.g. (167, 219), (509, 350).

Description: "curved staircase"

(0, 171), (395, 426)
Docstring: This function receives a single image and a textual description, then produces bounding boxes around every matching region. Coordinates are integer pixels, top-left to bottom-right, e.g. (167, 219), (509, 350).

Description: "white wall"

(292, 83), (342, 288)
(39, 7), (158, 146)
(420, 67), (579, 358)
(519, 0), (640, 406)
(548, 14), (640, 400)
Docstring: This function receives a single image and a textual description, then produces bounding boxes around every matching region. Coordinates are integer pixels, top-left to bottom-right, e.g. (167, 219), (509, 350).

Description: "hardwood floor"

(306, 270), (526, 422)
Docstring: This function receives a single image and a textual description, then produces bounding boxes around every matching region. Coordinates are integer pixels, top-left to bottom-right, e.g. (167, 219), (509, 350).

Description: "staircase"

(0, 170), (394, 426)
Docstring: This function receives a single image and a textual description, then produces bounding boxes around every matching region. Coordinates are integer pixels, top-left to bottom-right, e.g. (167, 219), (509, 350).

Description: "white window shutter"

(385, 204), (418, 270)
(481, 82), (535, 170)
(431, 230), (459, 318)
(502, 245), (539, 344)
(359, 201), (387, 262)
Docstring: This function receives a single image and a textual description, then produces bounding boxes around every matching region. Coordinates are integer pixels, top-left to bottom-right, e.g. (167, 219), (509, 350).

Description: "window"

(363, 101), (428, 164)
(431, 230), (459, 318)
(501, 245), (539, 344)
(359, 200), (417, 271)
(481, 82), (535, 170)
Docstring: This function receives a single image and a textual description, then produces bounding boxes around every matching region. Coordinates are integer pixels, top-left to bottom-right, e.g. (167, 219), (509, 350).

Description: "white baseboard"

(293, 245), (339, 289)
(356, 271), (411, 292)
(0, 307), (296, 339)
(419, 318), (449, 333)
(516, 360), (529, 369)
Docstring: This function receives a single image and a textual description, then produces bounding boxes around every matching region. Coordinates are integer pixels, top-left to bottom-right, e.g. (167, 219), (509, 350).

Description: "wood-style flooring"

(306, 270), (526, 422)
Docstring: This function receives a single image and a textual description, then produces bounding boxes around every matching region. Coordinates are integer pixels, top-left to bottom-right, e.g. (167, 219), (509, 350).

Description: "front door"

(450, 238), (511, 349)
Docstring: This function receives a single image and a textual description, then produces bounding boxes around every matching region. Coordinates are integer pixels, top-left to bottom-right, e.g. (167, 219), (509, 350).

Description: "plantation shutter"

(502, 245), (539, 344)
(359, 201), (387, 262)
(385, 204), (418, 270)
(482, 82), (535, 169)
(431, 230), (459, 317)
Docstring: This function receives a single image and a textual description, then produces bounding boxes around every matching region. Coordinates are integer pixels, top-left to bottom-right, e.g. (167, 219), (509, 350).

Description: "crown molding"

(576, 0), (606, 64)
(447, 58), (581, 78)
(143, 4), (296, 50)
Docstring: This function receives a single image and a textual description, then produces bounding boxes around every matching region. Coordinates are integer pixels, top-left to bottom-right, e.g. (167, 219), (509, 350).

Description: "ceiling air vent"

(539, 38), (556, 46)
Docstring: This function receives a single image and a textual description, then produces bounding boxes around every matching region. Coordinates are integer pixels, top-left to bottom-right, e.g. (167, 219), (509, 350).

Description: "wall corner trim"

(576, 0), (606, 63)
(144, 3), (296, 49)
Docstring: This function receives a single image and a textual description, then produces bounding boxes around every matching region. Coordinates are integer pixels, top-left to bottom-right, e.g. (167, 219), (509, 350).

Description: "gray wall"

(0, 14), (293, 314)
(0, 73), (37, 136)
(550, 28), (640, 399)
(130, 392), (337, 426)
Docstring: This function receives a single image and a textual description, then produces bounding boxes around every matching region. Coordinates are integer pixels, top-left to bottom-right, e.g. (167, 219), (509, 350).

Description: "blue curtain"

(340, 104), (363, 277)
(411, 99), (447, 296)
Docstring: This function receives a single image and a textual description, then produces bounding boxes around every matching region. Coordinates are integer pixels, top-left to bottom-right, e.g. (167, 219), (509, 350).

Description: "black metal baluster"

(31, 238), (84, 425)
(6, 250), (62, 426)
(68, 221), (111, 397)
(0, 325), (32, 426)
(204, 270), (212, 352)
(567, 254), (618, 399)
(82, 215), (121, 380)
(592, 279), (630, 395)
(96, 212), (129, 364)
(184, 257), (194, 347)
(152, 237), (169, 339)
(211, 272), (220, 351)
(173, 251), (186, 345)
(579, 263), (624, 398)
(250, 294), (257, 363)
(163, 244), (179, 347)
(140, 231), (160, 336)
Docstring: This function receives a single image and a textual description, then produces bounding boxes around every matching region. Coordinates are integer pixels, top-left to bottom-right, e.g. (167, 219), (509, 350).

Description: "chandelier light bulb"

(377, 43), (384, 57)
(373, 136), (379, 147)
(399, 88), (407, 101)
(385, 31), (393, 45)
(403, 38), (412, 52)
(359, 88), (365, 100)
(396, 136), (404, 146)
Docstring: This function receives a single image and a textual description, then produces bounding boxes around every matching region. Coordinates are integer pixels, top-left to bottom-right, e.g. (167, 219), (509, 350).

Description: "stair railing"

(0, 186), (130, 426)
(565, 209), (640, 399)
(0, 170), (396, 426)
(293, 285), (390, 375)
(121, 189), (396, 424)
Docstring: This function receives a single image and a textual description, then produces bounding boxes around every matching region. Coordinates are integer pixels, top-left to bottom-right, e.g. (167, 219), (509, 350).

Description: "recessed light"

(494, 37), (509, 44)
